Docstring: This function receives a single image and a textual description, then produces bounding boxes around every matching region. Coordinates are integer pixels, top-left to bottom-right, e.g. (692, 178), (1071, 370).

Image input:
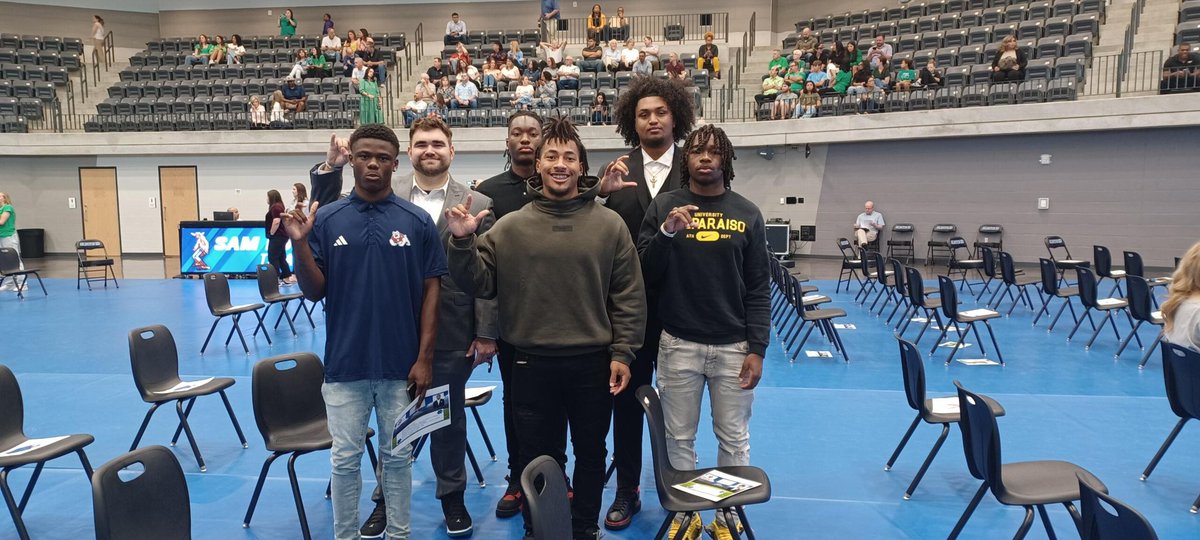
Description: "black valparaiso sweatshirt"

(448, 175), (647, 364)
(637, 188), (772, 356)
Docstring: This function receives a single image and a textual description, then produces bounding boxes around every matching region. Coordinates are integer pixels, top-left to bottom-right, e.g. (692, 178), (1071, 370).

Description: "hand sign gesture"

(444, 194), (491, 239)
(663, 205), (698, 234)
(598, 155), (637, 196)
(326, 133), (351, 168)
(281, 201), (320, 242)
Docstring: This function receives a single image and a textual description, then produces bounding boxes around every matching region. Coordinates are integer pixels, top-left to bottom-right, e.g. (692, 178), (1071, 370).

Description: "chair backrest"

(954, 381), (1002, 484)
(637, 384), (684, 500)
(1077, 474), (1159, 540)
(1075, 267), (1099, 308)
(892, 223), (915, 234)
(1039, 258), (1060, 294)
(873, 252), (890, 286)
(896, 338), (928, 413)
(255, 264), (281, 299)
(76, 239), (108, 261)
(1126, 276), (1154, 322)
(92, 445), (191, 540)
(932, 223), (957, 236)
(938, 275), (960, 319)
(1093, 245), (1114, 277)
(837, 237), (857, 261)
(977, 224), (1002, 239)
(999, 251), (1019, 285)
(0, 248), (21, 275)
(860, 250), (874, 276)
(889, 258), (906, 292)
(905, 266), (928, 308)
(980, 247), (996, 279)
(1161, 342), (1200, 422)
(1045, 235), (1071, 260)
(127, 325), (183, 401)
(0, 364), (27, 451)
(1123, 250), (1145, 278)
(203, 272), (234, 313)
(520, 455), (573, 540)
(251, 353), (328, 449)
(948, 236), (970, 260)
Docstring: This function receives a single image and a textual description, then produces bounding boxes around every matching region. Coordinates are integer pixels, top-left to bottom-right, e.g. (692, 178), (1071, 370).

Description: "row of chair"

(119, 63), (352, 83)
(0, 98), (45, 121)
(789, 10), (1101, 50)
(148, 32), (409, 52)
(0, 63), (79, 84)
(84, 111), (359, 132)
(0, 34), (85, 53)
(874, 37), (1092, 69)
(0, 49), (85, 70)
(99, 92), (362, 115)
(131, 46), (402, 68)
(785, 78), (1077, 119)
(797, 0), (1104, 31)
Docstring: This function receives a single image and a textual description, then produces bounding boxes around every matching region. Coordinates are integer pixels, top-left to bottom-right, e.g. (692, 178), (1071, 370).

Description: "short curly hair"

(613, 77), (696, 148)
(349, 124), (400, 155)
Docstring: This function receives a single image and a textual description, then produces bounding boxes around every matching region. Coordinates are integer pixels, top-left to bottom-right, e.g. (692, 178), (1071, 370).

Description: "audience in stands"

(501, 58), (522, 85)
(428, 57), (450, 82)
(184, 34), (213, 66)
(806, 60), (830, 92)
(1164, 241), (1200, 350)
(309, 47), (330, 77)
(288, 48), (310, 79)
(590, 92), (611, 125)
(844, 42), (863, 68)
(359, 69), (384, 124)
(279, 78), (308, 112)
(603, 39), (623, 72)
(761, 67), (785, 98)
(437, 75), (455, 104)
(796, 27), (817, 63)
(445, 12), (467, 45)
(632, 51), (653, 77)
(831, 63), (852, 94)
(540, 39), (566, 65)
(919, 59), (943, 89)
(558, 56), (581, 89)
(772, 82), (796, 120)
(448, 44), (470, 74)
(858, 78), (882, 114)
(541, 0), (561, 41)
(482, 58), (501, 91)
(795, 80), (820, 118)
(894, 59), (917, 92)
(227, 34), (245, 64)
(768, 49), (788, 74)
(511, 76), (535, 109)
(322, 13), (334, 35)
(535, 72), (557, 107)
(665, 52), (688, 81)
(523, 58), (542, 81)
(208, 35), (227, 64)
(92, 15), (106, 58)
(619, 39), (640, 71)
(784, 61), (805, 93)
(249, 96), (268, 127)
(279, 9), (297, 37)
(829, 41), (848, 71)
(865, 35), (892, 69)
(587, 4), (607, 43)
(453, 73), (479, 109)
(346, 29), (360, 54)
(508, 41), (525, 65)
(1160, 43), (1199, 93)
(580, 37), (604, 72)
(698, 32), (720, 78)
(404, 74), (437, 126)
(270, 91), (287, 122)
(846, 62), (870, 96)
(608, 6), (629, 41)
(488, 41), (508, 65)
(642, 36), (660, 68)
(358, 37), (387, 85)
(321, 27), (342, 62)
(991, 35), (1026, 83)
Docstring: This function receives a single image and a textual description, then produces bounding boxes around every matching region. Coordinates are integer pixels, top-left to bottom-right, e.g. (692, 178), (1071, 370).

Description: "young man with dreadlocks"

(637, 125), (770, 540)
(445, 117), (646, 540)
(596, 75), (696, 532)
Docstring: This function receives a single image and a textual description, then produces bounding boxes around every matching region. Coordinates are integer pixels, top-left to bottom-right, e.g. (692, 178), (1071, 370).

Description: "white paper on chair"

(938, 341), (972, 349)
(464, 386), (497, 402)
(1096, 298), (1124, 307)
(910, 317), (929, 323)
(929, 397), (960, 414)
(1152, 310), (1163, 319)
(805, 350), (834, 358)
(956, 358), (1000, 366)
(391, 384), (451, 454)
(155, 377), (214, 394)
(959, 308), (996, 318)
(673, 470), (763, 502)
(833, 323), (856, 330)
(0, 436), (68, 458)
(803, 294), (829, 302)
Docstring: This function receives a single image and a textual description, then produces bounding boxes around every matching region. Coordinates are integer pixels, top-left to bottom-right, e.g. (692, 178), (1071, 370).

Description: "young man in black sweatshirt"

(445, 117), (646, 540)
(637, 125), (770, 540)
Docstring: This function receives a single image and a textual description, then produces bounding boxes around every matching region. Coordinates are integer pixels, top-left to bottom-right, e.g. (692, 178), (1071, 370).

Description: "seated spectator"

(500, 58), (522, 85)
(511, 76), (535, 109)
(664, 52), (688, 81)
(359, 28), (371, 41)
(894, 58), (918, 91)
(209, 35), (227, 64)
(846, 62), (871, 96)
(445, 12), (466, 45)
(831, 64), (853, 95)
(430, 95), (449, 120)
(249, 95), (268, 127)
(793, 80), (820, 118)
(427, 57), (450, 81)
(632, 50), (654, 77)
(768, 49), (788, 74)
(603, 39), (623, 72)
(796, 27), (818, 63)
(806, 60), (830, 91)
(918, 59), (944, 89)
(535, 71), (557, 107)
(858, 78), (883, 114)
(619, 39), (640, 70)
(558, 56), (581, 89)
(357, 37), (388, 85)
(509, 40), (525, 65)
(539, 39), (566, 65)
(345, 29), (360, 54)
(321, 27), (342, 62)
(449, 43), (470, 74)
(829, 41), (848, 71)
(586, 4), (607, 43)
(404, 73), (437, 126)
(279, 77), (307, 112)
(458, 58), (481, 88)
(542, 57), (560, 80)
(641, 36), (660, 68)
(698, 32), (720, 78)
(226, 34), (246, 65)
(606, 6), (629, 41)
(772, 82), (796, 120)
(436, 75), (455, 104)
(308, 47), (331, 77)
(452, 73), (479, 108)
(784, 61), (806, 93)
(853, 201), (884, 249)
(789, 48), (807, 70)
(488, 41), (508, 65)
(184, 34), (213, 66)
(580, 37), (604, 72)
(872, 60), (891, 92)
(991, 34), (1026, 83)
(350, 57), (367, 90)
(523, 58), (543, 81)
(590, 92), (611, 125)
(1161, 43), (1200, 93)
(270, 91), (287, 122)
(482, 58), (501, 91)
(761, 66), (785, 97)
(288, 48), (310, 79)
(865, 35), (892, 70)
(845, 42), (863, 68)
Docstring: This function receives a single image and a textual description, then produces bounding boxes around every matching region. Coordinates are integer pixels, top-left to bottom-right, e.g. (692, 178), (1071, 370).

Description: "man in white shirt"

(619, 39), (640, 71)
(404, 73), (437, 126)
(641, 36), (660, 68)
(558, 56), (581, 89)
(321, 27), (342, 62)
(603, 39), (623, 73)
(631, 51), (653, 77)
(452, 73), (478, 109)
(853, 200), (885, 249)
(445, 13), (467, 45)
(866, 35), (893, 70)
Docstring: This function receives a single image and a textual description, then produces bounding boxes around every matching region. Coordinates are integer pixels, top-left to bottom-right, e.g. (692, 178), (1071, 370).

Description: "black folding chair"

(886, 223), (916, 264)
(1044, 235), (1090, 285)
(926, 224), (957, 265)
(200, 271), (269, 354)
(1115, 276), (1160, 368)
(836, 238), (864, 293)
(1139, 343), (1200, 513)
(897, 266), (944, 346)
(521, 455), (572, 540)
(255, 264), (313, 337)
(932, 276), (1004, 366)
(92, 446), (190, 540)
(1034, 258), (1084, 333)
(1067, 267), (1135, 351)
(989, 251), (1041, 316)
(75, 239), (119, 290)
(0, 248), (46, 300)
(1077, 474), (1159, 540)
(946, 237), (985, 294)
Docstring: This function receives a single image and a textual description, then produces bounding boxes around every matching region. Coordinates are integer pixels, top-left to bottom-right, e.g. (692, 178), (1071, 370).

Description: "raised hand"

(663, 204), (699, 234)
(444, 193), (491, 239)
(326, 133), (351, 168)
(281, 201), (319, 242)
(598, 155), (636, 196)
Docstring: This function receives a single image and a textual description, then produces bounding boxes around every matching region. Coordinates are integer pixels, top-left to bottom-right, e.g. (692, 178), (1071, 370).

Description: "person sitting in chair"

(853, 200), (884, 250)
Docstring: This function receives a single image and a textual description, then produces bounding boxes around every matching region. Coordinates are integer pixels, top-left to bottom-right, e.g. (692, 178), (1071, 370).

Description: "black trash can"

(16, 228), (44, 258)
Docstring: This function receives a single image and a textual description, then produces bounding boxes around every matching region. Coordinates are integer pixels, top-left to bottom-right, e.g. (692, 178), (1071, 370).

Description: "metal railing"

(1084, 53), (1123, 96)
(104, 31), (115, 69)
(557, 13), (729, 45)
(1124, 50), (1165, 94)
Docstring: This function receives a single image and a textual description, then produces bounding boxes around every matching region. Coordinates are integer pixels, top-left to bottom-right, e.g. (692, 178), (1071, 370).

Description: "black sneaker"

(604, 488), (641, 530)
(442, 493), (474, 538)
(359, 501), (387, 539)
(496, 477), (524, 518)
(574, 526), (603, 540)
(523, 524), (535, 540)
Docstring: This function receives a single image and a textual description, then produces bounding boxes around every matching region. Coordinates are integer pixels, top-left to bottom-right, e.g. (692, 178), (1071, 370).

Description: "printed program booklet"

(391, 384), (451, 454)
(673, 470), (762, 502)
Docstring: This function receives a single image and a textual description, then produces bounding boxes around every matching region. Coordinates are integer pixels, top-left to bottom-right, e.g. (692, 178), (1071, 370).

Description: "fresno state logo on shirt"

(389, 230), (411, 247)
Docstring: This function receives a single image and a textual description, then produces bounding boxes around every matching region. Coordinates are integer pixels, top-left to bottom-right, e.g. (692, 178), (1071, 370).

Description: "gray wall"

(0, 156), (91, 254)
(0, 3), (161, 49)
(808, 127), (1200, 267)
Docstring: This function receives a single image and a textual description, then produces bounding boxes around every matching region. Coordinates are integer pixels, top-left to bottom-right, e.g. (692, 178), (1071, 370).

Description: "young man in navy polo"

(282, 124), (445, 540)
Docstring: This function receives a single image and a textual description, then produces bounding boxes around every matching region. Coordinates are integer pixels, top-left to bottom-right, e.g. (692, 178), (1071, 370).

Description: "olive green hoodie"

(447, 174), (646, 364)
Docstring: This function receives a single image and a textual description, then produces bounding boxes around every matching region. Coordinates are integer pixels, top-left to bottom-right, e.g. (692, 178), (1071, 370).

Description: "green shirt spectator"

(280, 10), (297, 36)
(785, 68), (806, 92)
(832, 69), (852, 93)
(761, 74), (785, 96)
(768, 54), (789, 74)
(897, 69), (918, 82)
(0, 203), (14, 238)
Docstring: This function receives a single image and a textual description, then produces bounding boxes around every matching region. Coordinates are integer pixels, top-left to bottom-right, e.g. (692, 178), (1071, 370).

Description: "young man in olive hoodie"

(445, 117), (645, 540)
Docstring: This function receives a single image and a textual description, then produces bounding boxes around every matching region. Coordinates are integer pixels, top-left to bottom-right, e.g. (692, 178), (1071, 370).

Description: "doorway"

(159, 166), (199, 258)
(78, 167), (122, 256)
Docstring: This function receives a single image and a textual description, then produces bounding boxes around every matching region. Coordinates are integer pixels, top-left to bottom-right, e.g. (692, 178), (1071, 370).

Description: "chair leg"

(16, 462), (43, 512)
(983, 321), (1005, 366)
(604, 460), (617, 485)
(1141, 418), (1187, 480)
(1084, 311), (1115, 350)
(200, 317), (222, 354)
(465, 440), (485, 487)
(1063, 501), (1083, 536)
(243, 452), (284, 526)
(287, 451), (314, 540)
(944, 322), (965, 365)
(280, 300), (298, 335)
(720, 507), (741, 539)
(735, 506), (757, 540)
(1036, 504), (1057, 540)
(948, 483), (989, 540)
(0, 468), (31, 540)
(219, 390), (250, 448)
(970, 322), (988, 356)
(654, 512), (676, 540)
(885, 415), (921, 472)
(905, 424), (950, 500)
(471, 406), (497, 460)
(1115, 320), (1143, 357)
(1032, 294), (1052, 326)
(1013, 506), (1035, 540)
(170, 397), (197, 445)
(129, 402), (163, 450)
(1066, 307), (1089, 342)
(1122, 310), (1143, 350)
(929, 320), (950, 357)
(671, 512), (698, 540)
(175, 399), (207, 472)
(295, 299), (315, 328)
(1138, 330), (1163, 369)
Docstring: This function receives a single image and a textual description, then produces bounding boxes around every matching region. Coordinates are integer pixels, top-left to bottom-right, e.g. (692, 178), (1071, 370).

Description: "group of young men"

(279, 76), (771, 540)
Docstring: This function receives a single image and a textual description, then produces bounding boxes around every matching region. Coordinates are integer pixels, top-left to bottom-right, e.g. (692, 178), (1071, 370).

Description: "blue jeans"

(558, 78), (579, 90)
(184, 55), (208, 66)
(323, 379), (413, 540)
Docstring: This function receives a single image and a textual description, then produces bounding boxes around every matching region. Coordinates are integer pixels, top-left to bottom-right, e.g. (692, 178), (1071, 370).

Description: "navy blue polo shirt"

(309, 191), (447, 382)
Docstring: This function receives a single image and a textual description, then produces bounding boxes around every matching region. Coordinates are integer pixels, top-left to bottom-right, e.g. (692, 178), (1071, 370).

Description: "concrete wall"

(0, 156), (91, 253)
(0, 2), (161, 50)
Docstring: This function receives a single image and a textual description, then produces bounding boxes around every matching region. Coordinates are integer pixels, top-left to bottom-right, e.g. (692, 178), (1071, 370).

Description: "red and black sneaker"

(496, 478), (524, 518)
(604, 487), (641, 530)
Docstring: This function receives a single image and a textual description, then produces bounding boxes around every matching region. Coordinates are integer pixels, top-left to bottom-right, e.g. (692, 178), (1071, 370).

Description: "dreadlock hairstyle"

(536, 115), (589, 175)
(613, 77), (696, 148)
(503, 110), (543, 170)
(679, 124), (736, 191)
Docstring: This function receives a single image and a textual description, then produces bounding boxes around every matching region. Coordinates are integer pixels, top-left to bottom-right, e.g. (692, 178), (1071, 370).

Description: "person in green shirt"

(0, 192), (24, 290)
(845, 42), (863, 68)
(185, 34), (214, 65)
(308, 47), (329, 77)
(359, 68), (384, 124)
(895, 58), (918, 92)
(784, 61), (806, 93)
(767, 48), (789, 74)
(280, 9), (297, 36)
(832, 65), (852, 94)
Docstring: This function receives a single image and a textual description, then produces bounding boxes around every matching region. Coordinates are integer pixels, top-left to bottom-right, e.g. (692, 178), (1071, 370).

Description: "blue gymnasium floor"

(2, 276), (1199, 540)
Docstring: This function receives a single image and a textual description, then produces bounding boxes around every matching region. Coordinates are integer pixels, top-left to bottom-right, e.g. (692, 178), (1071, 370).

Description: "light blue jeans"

(323, 379), (413, 540)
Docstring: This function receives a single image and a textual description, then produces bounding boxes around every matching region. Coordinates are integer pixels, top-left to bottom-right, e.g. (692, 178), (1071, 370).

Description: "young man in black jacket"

(637, 125), (769, 540)
(597, 76), (695, 531)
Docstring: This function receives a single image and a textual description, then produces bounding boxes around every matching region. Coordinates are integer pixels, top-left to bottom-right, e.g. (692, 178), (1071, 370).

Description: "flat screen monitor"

(180, 225), (291, 275)
(212, 211), (235, 221)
